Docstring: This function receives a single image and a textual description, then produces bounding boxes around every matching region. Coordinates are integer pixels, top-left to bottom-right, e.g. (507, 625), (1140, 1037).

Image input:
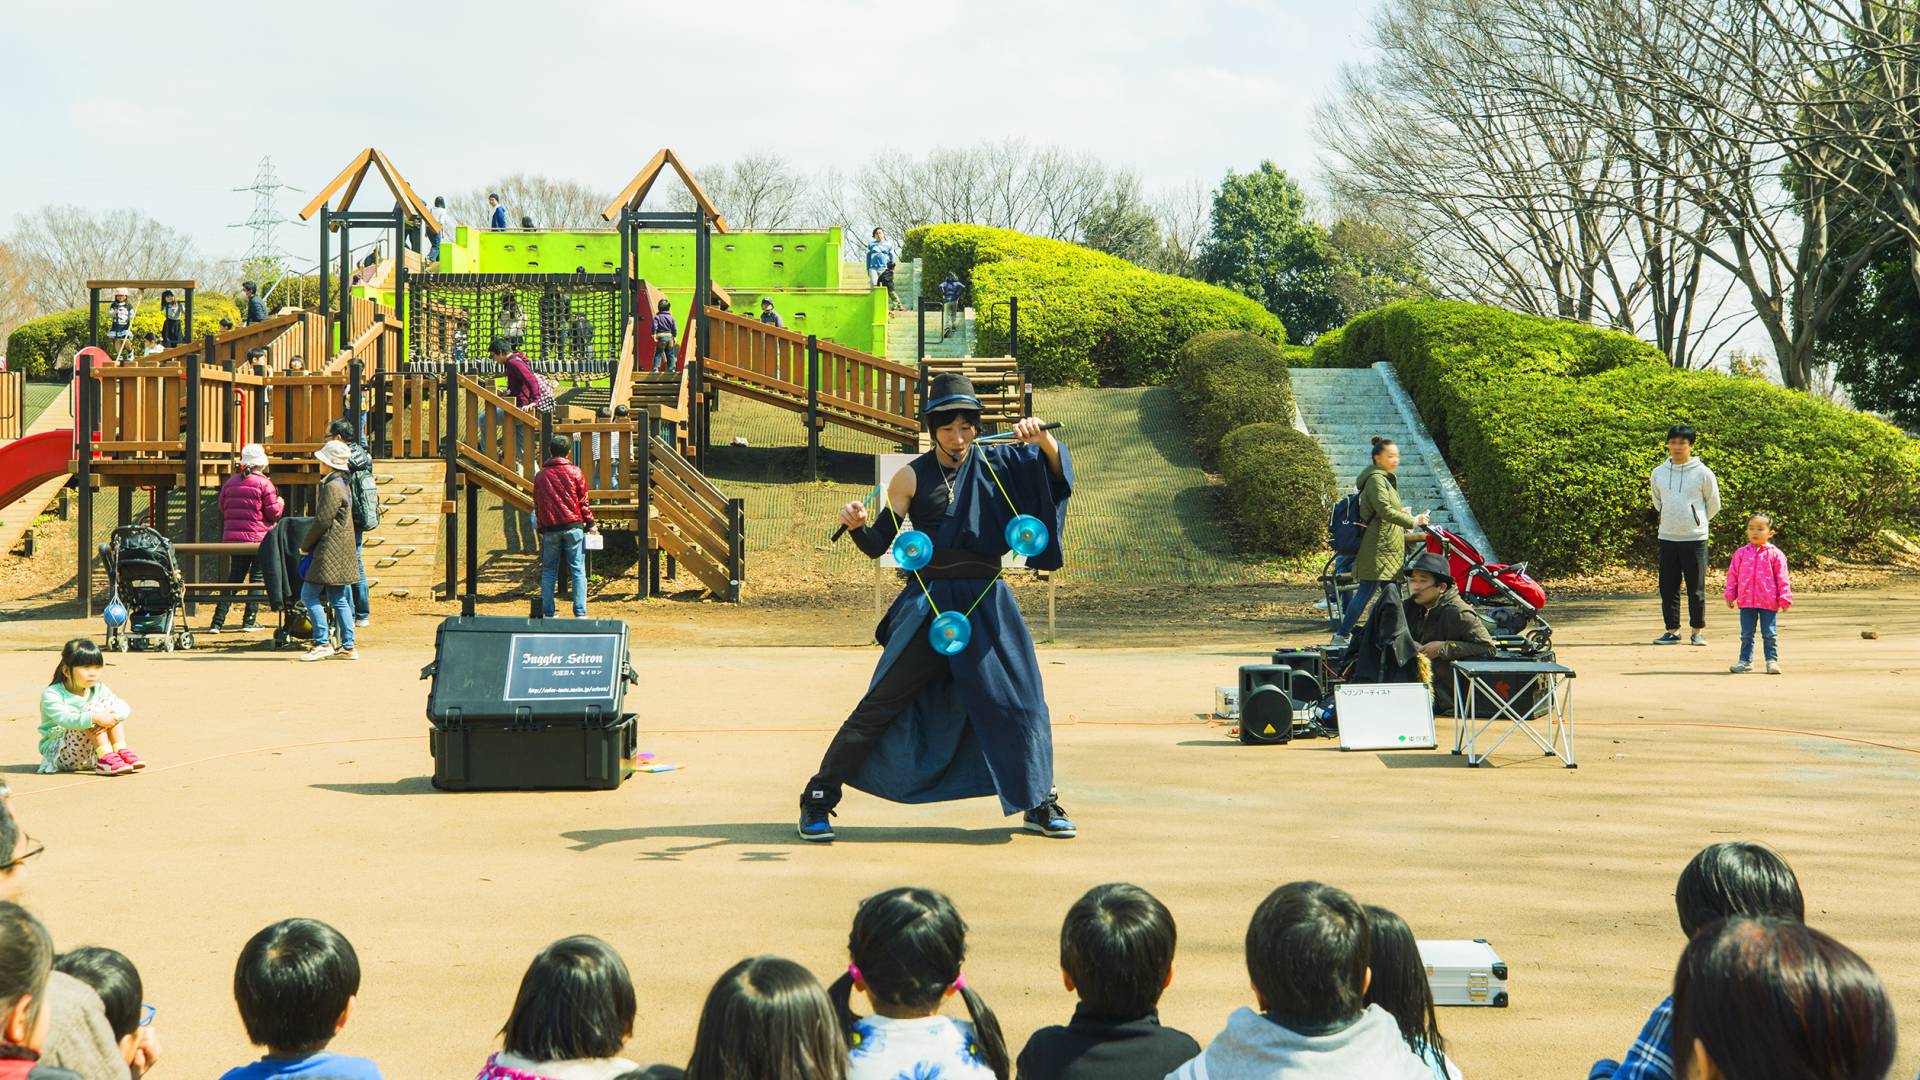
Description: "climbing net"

(407, 274), (622, 377)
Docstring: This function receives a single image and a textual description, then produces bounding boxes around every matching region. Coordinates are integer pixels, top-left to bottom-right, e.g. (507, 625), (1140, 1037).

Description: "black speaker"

(1270, 649), (1326, 704)
(1237, 664), (1298, 744)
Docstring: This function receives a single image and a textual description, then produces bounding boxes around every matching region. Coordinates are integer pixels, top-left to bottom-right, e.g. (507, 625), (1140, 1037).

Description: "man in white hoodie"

(1167, 882), (1430, 1080)
(1650, 425), (1722, 646)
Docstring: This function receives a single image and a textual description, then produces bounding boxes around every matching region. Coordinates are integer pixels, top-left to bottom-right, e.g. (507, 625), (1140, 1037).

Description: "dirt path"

(0, 591), (1914, 1078)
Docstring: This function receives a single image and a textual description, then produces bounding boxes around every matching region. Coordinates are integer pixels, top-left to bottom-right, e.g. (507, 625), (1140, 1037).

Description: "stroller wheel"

(273, 628), (289, 649)
(177, 631), (194, 651)
(162, 636), (174, 653)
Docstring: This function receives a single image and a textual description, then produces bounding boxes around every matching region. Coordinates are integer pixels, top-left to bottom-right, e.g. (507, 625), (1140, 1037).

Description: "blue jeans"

(300, 581), (355, 650)
(1738, 607), (1779, 663)
(540, 528), (588, 617)
(1337, 579), (1382, 637)
(350, 530), (369, 620)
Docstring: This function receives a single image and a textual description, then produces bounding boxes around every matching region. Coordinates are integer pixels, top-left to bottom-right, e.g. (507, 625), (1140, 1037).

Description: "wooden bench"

(174, 542), (269, 607)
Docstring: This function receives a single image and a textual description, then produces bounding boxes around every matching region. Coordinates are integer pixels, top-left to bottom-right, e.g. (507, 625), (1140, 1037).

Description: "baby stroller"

(100, 525), (193, 653)
(1411, 526), (1552, 653)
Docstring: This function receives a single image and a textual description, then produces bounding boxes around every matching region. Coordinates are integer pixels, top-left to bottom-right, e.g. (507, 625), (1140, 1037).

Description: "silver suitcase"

(1418, 939), (1508, 1006)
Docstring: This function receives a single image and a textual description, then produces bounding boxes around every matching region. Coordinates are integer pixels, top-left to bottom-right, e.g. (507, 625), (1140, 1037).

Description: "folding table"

(1450, 659), (1576, 768)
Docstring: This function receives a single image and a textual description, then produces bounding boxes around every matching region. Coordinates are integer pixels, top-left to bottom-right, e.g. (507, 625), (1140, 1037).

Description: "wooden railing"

(121, 311), (331, 375)
(325, 314), (404, 375)
(702, 307), (917, 434)
(451, 374), (541, 506)
(609, 317), (635, 415)
(373, 372), (442, 460)
(643, 432), (740, 599)
(0, 372), (23, 441)
(262, 374), (349, 458)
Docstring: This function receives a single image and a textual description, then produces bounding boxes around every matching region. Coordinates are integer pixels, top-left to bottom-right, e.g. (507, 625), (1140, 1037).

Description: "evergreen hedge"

(1217, 423), (1337, 554)
(1312, 300), (1920, 571)
(1174, 331), (1295, 465)
(902, 225), (1284, 387)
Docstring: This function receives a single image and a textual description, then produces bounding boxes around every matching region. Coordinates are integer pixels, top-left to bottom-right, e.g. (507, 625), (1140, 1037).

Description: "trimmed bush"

(1174, 331), (1295, 464)
(902, 224), (1285, 387)
(5, 294), (243, 376)
(1316, 300), (1920, 571)
(1218, 423), (1337, 554)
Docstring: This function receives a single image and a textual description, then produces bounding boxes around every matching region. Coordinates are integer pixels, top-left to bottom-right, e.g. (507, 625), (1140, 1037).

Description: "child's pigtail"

(958, 982), (1011, 1080)
(827, 970), (861, 1048)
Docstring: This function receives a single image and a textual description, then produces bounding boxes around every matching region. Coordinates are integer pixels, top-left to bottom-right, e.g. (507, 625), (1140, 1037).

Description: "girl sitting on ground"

(38, 640), (142, 777)
(685, 956), (846, 1080)
(476, 935), (674, 1080)
(1363, 905), (1463, 1080)
(829, 887), (1009, 1080)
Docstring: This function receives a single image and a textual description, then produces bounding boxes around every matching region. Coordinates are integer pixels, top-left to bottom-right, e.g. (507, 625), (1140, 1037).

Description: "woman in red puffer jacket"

(210, 444), (284, 633)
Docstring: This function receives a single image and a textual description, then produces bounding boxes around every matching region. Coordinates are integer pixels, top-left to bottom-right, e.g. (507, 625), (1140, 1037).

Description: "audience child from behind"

(1723, 514), (1792, 675)
(683, 956), (844, 1080)
(37, 641), (143, 777)
(1362, 906), (1462, 1080)
(1016, 883), (1199, 1080)
(0, 901), (82, 1079)
(1589, 842), (1805, 1080)
(219, 919), (381, 1079)
(476, 935), (678, 1080)
(51, 948), (155, 1077)
(1168, 881), (1432, 1080)
(829, 887), (1008, 1080)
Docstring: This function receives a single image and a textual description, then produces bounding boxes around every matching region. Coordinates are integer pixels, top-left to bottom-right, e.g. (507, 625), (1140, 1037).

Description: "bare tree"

(5, 206), (205, 312)
(453, 174), (612, 232)
(1150, 180), (1212, 277)
(1454, 0), (1895, 388)
(654, 154), (813, 230)
(0, 242), (40, 339)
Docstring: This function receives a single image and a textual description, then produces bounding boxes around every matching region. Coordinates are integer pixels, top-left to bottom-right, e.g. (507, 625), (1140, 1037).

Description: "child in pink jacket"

(1725, 513), (1792, 674)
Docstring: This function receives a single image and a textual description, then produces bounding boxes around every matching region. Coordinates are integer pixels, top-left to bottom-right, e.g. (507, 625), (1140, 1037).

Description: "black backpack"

(1328, 491), (1367, 555)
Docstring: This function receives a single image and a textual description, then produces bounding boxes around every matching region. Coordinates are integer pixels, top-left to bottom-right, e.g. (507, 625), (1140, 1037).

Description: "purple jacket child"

(1724, 542), (1792, 611)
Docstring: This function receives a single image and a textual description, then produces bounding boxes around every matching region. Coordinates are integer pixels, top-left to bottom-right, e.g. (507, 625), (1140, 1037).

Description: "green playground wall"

(438, 225), (888, 355)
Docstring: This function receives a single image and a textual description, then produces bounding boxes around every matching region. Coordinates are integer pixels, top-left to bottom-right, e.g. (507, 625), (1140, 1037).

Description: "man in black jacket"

(1403, 551), (1496, 715)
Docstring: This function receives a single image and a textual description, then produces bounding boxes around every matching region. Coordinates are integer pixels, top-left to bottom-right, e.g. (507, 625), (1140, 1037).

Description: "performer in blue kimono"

(798, 373), (1076, 842)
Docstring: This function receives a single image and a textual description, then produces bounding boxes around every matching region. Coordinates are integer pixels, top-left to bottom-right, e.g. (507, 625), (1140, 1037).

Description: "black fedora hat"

(1407, 551), (1455, 589)
(920, 371), (983, 418)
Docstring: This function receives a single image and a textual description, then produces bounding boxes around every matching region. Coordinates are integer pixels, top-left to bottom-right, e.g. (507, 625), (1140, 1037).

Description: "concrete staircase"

(886, 260), (970, 364)
(361, 460), (445, 598)
(1289, 365), (1493, 556)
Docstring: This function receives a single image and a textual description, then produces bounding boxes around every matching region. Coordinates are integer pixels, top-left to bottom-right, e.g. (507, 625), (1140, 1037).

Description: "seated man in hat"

(1403, 551), (1496, 715)
(797, 371), (1077, 843)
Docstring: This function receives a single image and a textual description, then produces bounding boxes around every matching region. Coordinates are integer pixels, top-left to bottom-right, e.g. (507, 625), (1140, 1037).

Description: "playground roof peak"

(298, 149), (443, 236)
(600, 149), (730, 232)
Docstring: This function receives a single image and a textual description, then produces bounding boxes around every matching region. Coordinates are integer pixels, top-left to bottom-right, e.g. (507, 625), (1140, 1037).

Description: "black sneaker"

(1652, 631), (1683, 645)
(1023, 792), (1077, 839)
(798, 787), (838, 843)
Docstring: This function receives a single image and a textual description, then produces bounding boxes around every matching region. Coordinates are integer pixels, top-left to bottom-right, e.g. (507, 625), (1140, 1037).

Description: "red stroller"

(1412, 526), (1552, 652)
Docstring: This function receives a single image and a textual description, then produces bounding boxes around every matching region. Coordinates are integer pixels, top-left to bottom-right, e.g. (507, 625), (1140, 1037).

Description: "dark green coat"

(1404, 586), (1497, 715)
(1355, 464), (1421, 582)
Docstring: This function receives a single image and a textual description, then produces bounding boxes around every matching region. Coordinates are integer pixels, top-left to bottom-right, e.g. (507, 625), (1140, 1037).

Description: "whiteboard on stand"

(1335, 683), (1436, 751)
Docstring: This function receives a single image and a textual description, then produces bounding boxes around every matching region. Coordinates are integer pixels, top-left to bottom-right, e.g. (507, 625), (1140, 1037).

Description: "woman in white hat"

(209, 443), (283, 633)
(299, 441), (360, 660)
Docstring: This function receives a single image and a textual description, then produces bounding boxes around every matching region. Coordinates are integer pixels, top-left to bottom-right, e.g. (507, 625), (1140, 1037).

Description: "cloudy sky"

(0, 0), (1379, 264)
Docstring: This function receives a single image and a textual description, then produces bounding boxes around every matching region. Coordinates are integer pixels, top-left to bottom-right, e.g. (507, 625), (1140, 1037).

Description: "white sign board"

(1335, 683), (1436, 751)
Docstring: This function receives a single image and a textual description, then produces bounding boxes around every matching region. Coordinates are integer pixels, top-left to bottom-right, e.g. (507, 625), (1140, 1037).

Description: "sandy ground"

(0, 589), (1915, 1079)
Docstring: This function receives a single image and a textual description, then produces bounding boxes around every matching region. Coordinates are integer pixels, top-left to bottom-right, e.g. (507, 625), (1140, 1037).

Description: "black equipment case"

(422, 616), (639, 791)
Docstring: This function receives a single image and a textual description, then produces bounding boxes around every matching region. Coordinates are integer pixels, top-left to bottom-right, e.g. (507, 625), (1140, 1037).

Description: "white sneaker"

(354, 617), (370, 628)
(1312, 598), (1332, 611)
(1765, 660), (1781, 675)
(1690, 631), (1709, 647)
(336, 648), (359, 661)
(1328, 633), (1351, 648)
(299, 645), (335, 662)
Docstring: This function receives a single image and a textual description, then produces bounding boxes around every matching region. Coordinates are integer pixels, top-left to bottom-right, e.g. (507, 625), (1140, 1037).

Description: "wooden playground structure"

(61, 149), (1032, 615)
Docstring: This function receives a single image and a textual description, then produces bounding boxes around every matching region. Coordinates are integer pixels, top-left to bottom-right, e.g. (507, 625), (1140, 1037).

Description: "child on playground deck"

(38, 640), (143, 776)
(1724, 513), (1792, 675)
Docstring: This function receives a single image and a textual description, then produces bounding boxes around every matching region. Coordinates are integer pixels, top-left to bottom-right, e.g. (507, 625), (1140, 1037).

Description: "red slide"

(0, 430), (73, 511)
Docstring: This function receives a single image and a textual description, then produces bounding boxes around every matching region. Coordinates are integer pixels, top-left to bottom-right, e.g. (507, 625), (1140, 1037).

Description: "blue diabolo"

(892, 530), (933, 571)
(1004, 514), (1049, 558)
(929, 610), (972, 655)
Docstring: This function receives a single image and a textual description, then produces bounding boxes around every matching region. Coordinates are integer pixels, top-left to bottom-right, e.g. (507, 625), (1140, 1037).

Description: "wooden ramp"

(701, 308), (919, 446)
